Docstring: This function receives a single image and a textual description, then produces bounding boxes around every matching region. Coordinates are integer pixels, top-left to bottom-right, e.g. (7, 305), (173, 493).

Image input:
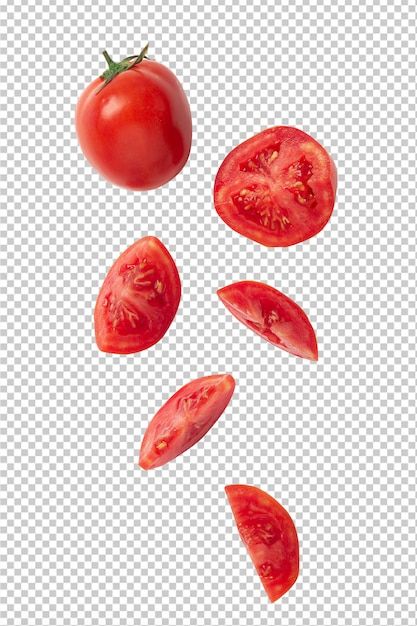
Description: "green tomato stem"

(102, 50), (116, 68)
(98, 44), (149, 93)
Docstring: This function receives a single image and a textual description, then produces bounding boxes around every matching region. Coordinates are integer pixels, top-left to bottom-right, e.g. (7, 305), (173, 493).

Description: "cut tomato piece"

(217, 281), (318, 360)
(214, 126), (337, 246)
(225, 485), (299, 602)
(139, 374), (235, 469)
(94, 236), (181, 354)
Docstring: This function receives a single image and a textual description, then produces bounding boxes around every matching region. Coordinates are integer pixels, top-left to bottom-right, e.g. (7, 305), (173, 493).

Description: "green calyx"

(98, 44), (149, 92)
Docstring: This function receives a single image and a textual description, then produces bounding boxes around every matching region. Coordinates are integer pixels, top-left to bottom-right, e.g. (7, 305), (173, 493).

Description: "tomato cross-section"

(214, 126), (337, 246)
(217, 281), (318, 360)
(225, 485), (299, 602)
(139, 374), (236, 469)
(94, 236), (181, 354)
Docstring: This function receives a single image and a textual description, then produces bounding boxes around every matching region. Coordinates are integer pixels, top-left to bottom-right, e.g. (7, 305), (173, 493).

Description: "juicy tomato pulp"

(76, 56), (192, 190)
(217, 281), (318, 360)
(225, 485), (299, 603)
(139, 374), (235, 469)
(214, 126), (337, 246)
(94, 237), (181, 354)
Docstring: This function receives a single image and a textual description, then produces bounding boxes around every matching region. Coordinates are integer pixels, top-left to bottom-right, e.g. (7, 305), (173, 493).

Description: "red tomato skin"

(94, 236), (181, 354)
(225, 485), (299, 603)
(217, 281), (318, 360)
(76, 59), (192, 190)
(139, 374), (235, 469)
(214, 126), (337, 246)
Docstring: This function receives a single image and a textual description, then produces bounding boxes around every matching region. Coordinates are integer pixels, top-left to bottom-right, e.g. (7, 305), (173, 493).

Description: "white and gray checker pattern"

(1, 0), (416, 624)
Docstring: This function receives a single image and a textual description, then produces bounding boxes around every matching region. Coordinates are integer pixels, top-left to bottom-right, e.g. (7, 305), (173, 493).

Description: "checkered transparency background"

(1, 0), (416, 624)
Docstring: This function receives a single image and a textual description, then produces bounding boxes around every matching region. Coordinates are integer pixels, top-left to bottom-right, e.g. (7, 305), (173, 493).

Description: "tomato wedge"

(139, 374), (235, 469)
(94, 236), (181, 354)
(225, 485), (299, 602)
(217, 281), (318, 360)
(214, 126), (337, 246)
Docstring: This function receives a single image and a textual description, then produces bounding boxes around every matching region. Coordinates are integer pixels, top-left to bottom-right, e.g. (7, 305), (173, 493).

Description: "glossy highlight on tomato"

(225, 485), (299, 603)
(76, 46), (192, 190)
(217, 281), (318, 360)
(94, 236), (181, 354)
(214, 126), (337, 246)
(139, 374), (235, 469)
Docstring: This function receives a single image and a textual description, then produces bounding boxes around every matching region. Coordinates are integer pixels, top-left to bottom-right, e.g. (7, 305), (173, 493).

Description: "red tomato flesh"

(217, 281), (318, 360)
(139, 374), (235, 469)
(225, 485), (299, 602)
(214, 126), (336, 246)
(76, 56), (192, 190)
(94, 236), (181, 354)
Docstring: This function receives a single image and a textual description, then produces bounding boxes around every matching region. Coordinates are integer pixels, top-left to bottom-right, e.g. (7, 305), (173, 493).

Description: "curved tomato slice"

(225, 485), (299, 603)
(94, 236), (181, 354)
(217, 281), (318, 360)
(139, 374), (235, 469)
(214, 126), (337, 246)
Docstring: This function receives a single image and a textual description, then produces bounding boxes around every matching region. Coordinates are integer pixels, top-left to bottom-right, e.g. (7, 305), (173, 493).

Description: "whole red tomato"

(76, 45), (192, 190)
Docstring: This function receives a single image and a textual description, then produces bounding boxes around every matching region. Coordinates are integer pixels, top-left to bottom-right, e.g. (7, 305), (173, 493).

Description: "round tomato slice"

(94, 236), (181, 354)
(214, 126), (337, 246)
(217, 281), (318, 360)
(225, 485), (299, 603)
(139, 374), (235, 469)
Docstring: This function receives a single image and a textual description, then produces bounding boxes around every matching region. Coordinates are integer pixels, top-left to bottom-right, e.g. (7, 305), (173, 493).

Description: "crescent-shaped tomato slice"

(225, 485), (299, 603)
(139, 374), (235, 469)
(94, 236), (181, 354)
(214, 126), (337, 246)
(217, 281), (318, 360)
